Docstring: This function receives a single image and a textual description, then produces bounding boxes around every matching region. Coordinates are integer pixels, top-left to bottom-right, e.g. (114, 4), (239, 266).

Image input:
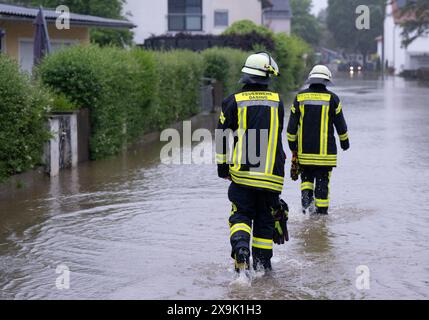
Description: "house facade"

(0, 3), (134, 73)
(263, 0), (292, 35)
(382, 0), (429, 74)
(125, 0), (292, 44)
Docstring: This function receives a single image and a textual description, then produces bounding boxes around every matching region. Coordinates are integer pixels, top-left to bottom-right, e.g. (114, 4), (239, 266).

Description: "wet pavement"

(0, 74), (428, 300)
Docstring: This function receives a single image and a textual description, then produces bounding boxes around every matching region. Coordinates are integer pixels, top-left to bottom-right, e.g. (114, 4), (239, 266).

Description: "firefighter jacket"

(287, 84), (349, 167)
(216, 85), (286, 194)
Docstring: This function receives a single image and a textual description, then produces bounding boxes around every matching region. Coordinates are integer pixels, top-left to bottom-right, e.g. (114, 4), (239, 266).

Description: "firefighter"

(216, 52), (289, 273)
(287, 65), (350, 215)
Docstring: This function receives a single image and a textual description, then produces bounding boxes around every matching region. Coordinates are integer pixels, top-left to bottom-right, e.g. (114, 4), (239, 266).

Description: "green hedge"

(0, 54), (50, 181)
(38, 46), (205, 159)
(224, 20), (314, 95)
(202, 47), (248, 95)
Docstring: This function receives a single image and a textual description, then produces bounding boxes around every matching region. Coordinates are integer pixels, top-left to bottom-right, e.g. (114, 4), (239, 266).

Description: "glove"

(290, 152), (301, 181)
(272, 199), (290, 245)
(341, 139), (350, 151)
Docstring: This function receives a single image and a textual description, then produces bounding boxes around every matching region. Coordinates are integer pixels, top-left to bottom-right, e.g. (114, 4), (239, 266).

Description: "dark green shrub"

(38, 45), (142, 159)
(0, 54), (50, 181)
(202, 48), (248, 95)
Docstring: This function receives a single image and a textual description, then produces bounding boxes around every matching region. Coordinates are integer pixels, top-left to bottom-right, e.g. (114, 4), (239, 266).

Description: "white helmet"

(308, 65), (332, 82)
(242, 52), (280, 78)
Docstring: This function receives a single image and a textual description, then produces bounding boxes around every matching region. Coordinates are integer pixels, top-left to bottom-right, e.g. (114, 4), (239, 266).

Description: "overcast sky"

(311, 0), (328, 16)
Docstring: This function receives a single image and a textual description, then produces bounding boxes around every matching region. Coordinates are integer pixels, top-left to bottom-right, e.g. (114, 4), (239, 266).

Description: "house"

(0, 3), (135, 73)
(381, 0), (429, 74)
(125, 0), (279, 44)
(263, 0), (292, 35)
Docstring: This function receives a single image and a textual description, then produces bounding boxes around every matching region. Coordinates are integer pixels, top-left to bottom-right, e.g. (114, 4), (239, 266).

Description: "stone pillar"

(47, 117), (60, 177)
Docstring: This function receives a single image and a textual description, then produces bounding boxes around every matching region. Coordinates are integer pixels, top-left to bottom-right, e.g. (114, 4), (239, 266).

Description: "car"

(338, 61), (363, 72)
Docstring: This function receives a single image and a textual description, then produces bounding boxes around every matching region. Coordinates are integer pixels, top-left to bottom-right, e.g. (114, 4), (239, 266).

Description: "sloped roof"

(264, 0), (292, 19)
(0, 3), (135, 28)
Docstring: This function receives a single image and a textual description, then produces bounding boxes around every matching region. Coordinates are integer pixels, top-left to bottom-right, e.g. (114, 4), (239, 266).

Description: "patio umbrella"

(33, 6), (52, 67)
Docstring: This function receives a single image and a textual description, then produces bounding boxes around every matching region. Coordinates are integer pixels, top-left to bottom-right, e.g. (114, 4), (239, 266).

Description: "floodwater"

(0, 74), (428, 300)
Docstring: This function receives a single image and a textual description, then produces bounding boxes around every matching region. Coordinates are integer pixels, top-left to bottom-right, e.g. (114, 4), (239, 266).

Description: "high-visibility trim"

(339, 132), (349, 141)
(287, 133), (297, 142)
(318, 105), (330, 156)
(235, 91), (280, 103)
(230, 168), (284, 184)
(233, 107), (247, 171)
(265, 107), (279, 175)
(336, 103), (342, 115)
(298, 153), (337, 160)
(291, 105), (296, 114)
(299, 104), (305, 154)
(252, 237), (273, 250)
(315, 198), (330, 208)
(219, 111), (226, 124)
(216, 153), (227, 164)
(298, 158), (337, 166)
(230, 223), (252, 237)
(301, 182), (314, 191)
(230, 174), (283, 192)
(237, 100), (279, 108)
(297, 93), (331, 103)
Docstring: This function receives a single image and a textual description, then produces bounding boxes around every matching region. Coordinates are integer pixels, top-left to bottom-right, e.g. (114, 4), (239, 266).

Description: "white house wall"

(124, 0), (263, 43)
(384, 2), (429, 74)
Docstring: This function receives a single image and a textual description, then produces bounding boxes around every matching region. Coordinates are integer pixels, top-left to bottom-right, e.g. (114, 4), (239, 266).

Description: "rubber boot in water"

(234, 248), (250, 273)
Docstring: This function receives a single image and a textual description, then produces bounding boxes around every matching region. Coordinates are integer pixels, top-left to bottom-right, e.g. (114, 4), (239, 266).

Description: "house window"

(214, 10), (228, 27)
(168, 0), (203, 31)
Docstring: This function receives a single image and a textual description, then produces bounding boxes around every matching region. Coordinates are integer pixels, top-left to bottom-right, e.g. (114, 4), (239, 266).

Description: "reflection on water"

(0, 74), (428, 300)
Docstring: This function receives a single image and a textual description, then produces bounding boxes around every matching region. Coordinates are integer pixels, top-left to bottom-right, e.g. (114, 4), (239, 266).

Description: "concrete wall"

(125, 0), (263, 44)
(0, 20), (90, 62)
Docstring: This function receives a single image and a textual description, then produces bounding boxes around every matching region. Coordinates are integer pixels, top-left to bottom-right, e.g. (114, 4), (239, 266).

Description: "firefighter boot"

(234, 248), (250, 273)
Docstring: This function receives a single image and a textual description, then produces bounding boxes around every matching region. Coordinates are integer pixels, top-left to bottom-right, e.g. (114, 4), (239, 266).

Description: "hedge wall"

(0, 54), (50, 181)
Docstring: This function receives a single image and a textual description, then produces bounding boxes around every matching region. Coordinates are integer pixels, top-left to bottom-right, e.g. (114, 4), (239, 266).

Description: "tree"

(290, 0), (321, 46)
(327, 0), (384, 58)
(399, 0), (429, 47)
(3, 0), (133, 47)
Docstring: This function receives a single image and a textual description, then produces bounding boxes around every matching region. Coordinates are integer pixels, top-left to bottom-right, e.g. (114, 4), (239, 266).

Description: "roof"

(0, 3), (135, 28)
(263, 0), (292, 19)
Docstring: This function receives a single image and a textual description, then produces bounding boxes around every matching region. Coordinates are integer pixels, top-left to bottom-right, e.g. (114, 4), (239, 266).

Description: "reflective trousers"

(228, 182), (278, 270)
(301, 166), (332, 214)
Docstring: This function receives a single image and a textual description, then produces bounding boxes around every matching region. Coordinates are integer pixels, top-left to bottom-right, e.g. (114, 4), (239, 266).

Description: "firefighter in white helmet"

(287, 65), (350, 215)
(216, 52), (289, 273)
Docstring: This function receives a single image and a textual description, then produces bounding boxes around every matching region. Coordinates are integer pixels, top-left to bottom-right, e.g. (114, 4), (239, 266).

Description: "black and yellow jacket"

(216, 85), (286, 193)
(287, 84), (349, 167)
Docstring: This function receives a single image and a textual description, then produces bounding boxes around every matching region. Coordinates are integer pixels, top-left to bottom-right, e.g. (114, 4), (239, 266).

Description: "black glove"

(341, 139), (350, 151)
(217, 164), (230, 179)
(272, 199), (289, 245)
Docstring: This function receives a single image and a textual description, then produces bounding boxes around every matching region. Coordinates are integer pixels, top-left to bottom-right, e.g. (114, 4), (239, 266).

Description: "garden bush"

(0, 54), (50, 181)
(202, 47), (248, 95)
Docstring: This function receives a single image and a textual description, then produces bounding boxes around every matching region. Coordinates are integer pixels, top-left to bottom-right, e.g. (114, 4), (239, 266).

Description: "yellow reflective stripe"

(336, 103), (342, 115)
(265, 107), (275, 174)
(230, 168), (284, 184)
(299, 159), (337, 166)
(230, 223), (252, 236)
(301, 182), (314, 191)
(235, 91), (280, 102)
(252, 237), (273, 250)
(339, 133), (349, 141)
(216, 154), (227, 164)
(271, 108), (279, 174)
(233, 107), (247, 171)
(297, 93), (331, 102)
(315, 198), (330, 208)
(298, 154), (337, 159)
(291, 105), (296, 114)
(230, 174), (283, 192)
(220, 111), (226, 124)
(319, 105), (329, 156)
(299, 104), (305, 154)
(287, 133), (297, 142)
(324, 105), (329, 155)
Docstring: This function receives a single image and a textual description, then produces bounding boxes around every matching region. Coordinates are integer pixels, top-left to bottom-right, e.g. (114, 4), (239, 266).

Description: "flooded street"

(0, 74), (428, 300)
